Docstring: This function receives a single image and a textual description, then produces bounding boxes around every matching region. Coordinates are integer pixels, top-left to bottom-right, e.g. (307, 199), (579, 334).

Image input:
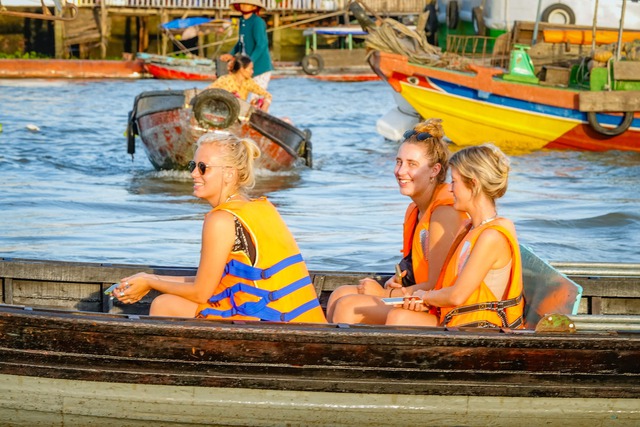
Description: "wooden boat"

(137, 53), (218, 81)
(127, 88), (312, 171)
(1, 247), (639, 425)
(362, 1), (640, 152)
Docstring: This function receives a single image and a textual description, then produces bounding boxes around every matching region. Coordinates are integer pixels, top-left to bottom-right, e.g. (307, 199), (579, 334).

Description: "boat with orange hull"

(127, 88), (312, 171)
(368, 50), (640, 153)
(144, 61), (216, 81)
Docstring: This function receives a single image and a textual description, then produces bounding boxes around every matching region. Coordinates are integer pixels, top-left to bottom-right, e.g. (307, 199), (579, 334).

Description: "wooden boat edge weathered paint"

(368, 50), (640, 153)
(0, 252), (639, 425)
(129, 89), (312, 171)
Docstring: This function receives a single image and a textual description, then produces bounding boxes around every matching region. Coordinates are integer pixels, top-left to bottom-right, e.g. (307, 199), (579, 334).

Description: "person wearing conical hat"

(219, 0), (273, 91)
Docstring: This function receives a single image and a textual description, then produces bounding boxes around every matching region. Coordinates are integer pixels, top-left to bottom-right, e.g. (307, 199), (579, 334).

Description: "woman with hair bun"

(326, 118), (468, 324)
(114, 131), (326, 324)
(386, 144), (525, 329)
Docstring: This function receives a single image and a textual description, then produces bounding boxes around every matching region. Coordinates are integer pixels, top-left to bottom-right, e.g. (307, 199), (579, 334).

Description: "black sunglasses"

(188, 161), (225, 175)
(403, 129), (433, 141)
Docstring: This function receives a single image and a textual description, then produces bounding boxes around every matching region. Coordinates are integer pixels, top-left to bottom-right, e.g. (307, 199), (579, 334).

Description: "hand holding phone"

(381, 296), (423, 306)
(104, 283), (119, 296)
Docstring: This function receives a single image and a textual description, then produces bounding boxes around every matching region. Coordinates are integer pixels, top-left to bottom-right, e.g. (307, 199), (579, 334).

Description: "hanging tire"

(541, 4), (576, 25)
(192, 88), (240, 129)
(472, 7), (486, 35)
(349, 0), (375, 32)
(301, 54), (324, 76)
(587, 111), (634, 137)
(447, 0), (459, 29)
(127, 110), (136, 155)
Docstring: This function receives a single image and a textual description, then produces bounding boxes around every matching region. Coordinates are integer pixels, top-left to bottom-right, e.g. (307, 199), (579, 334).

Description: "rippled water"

(1, 78), (639, 270)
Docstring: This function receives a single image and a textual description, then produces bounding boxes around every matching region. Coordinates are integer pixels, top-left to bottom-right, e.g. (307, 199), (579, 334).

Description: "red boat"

(127, 88), (312, 171)
(144, 61), (216, 81)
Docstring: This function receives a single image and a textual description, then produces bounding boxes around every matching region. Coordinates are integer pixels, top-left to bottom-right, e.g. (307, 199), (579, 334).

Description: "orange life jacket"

(436, 218), (525, 329)
(402, 183), (456, 283)
(197, 197), (326, 323)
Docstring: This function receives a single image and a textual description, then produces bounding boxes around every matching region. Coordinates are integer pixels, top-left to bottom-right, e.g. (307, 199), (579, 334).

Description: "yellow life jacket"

(402, 183), (456, 283)
(436, 218), (525, 329)
(197, 197), (326, 323)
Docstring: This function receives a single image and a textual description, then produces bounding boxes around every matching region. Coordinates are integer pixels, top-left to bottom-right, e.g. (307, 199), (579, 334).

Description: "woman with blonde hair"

(113, 131), (326, 323)
(326, 118), (468, 324)
(386, 144), (525, 329)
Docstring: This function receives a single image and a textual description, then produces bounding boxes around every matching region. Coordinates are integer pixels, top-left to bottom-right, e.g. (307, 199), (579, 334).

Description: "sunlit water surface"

(1, 78), (639, 270)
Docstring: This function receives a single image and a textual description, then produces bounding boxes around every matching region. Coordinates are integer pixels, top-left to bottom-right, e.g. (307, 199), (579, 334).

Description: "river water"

(1, 78), (639, 271)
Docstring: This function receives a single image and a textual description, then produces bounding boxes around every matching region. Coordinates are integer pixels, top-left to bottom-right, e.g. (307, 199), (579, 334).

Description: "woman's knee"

(150, 294), (196, 317)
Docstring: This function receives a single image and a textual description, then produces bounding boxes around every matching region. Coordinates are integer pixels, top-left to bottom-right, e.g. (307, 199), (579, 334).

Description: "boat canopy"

(161, 17), (212, 31)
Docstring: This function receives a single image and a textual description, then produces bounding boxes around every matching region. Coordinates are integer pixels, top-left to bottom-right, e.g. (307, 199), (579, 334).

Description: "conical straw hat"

(230, 0), (265, 11)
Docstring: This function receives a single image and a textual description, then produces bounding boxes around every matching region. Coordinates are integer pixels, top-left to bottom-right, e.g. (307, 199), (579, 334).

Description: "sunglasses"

(188, 161), (226, 175)
(403, 129), (433, 141)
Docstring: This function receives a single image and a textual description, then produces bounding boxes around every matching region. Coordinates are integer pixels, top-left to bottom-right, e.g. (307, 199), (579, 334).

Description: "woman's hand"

(357, 278), (385, 296)
(402, 289), (428, 312)
(113, 272), (152, 304)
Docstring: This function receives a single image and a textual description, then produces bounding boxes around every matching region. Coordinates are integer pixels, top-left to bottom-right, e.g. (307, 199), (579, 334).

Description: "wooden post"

(54, 11), (64, 58)
(272, 12), (281, 62)
(161, 10), (169, 56)
(100, 0), (107, 58)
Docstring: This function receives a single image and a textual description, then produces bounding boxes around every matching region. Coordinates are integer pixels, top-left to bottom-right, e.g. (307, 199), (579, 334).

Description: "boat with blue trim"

(362, 0), (640, 152)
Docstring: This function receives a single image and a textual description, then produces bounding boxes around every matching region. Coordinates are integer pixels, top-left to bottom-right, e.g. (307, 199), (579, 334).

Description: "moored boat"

(361, 1), (640, 152)
(0, 248), (639, 425)
(127, 88), (312, 171)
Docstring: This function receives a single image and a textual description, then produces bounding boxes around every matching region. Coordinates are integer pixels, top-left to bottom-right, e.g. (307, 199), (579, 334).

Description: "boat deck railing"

(70, 0), (423, 13)
(445, 34), (511, 69)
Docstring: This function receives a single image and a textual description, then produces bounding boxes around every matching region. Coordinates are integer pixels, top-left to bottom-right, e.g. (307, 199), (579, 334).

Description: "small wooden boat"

(137, 53), (218, 81)
(127, 88), (312, 171)
(1, 248), (639, 425)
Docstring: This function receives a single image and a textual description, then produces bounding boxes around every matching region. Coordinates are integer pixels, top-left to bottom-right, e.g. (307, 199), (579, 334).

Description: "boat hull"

(145, 62), (217, 81)
(0, 256), (638, 424)
(370, 51), (640, 153)
(132, 90), (309, 171)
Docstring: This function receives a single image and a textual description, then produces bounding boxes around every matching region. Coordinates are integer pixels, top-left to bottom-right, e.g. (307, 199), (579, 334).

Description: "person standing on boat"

(326, 119), (468, 324)
(386, 144), (525, 329)
(219, 0), (273, 90)
(207, 54), (273, 111)
(114, 132), (326, 324)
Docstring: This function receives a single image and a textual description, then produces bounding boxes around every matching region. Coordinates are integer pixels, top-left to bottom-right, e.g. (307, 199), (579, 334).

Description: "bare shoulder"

(203, 210), (235, 233)
(431, 205), (466, 228)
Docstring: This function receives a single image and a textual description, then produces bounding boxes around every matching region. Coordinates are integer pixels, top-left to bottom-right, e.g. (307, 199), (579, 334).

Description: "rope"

(364, 18), (473, 70)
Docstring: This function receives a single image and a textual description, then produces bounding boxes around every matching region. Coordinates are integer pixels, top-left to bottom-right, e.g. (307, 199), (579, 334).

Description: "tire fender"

(301, 54), (324, 76)
(587, 111), (634, 137)
(541, 4), (576, 25)
(192, 88), (240, 129)
(447, 0), (459, 29)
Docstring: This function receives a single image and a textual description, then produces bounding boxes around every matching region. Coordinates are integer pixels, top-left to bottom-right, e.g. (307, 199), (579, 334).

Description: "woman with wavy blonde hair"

(113, 131), (326, 323)
(386, 144), (525, 329)
(326, 119), (468, 324)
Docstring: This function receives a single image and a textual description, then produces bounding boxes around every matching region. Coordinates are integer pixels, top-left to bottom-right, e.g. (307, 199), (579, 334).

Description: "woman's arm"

(118, 210), (235, 304)
(250, 18), (270, 65)
(424, 228), (511, 307)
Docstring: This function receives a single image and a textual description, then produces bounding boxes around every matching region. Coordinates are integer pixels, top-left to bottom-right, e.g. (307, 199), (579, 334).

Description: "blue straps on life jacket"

(199, 266), (320, 322)
(222, 254), (304, 280)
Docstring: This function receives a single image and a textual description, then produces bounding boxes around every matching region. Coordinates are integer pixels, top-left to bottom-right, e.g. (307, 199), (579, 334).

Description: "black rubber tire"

(424, 2), (439, 45)
(587, 111), (634, 137)
(301, 54), (324, 76)
(192, 88), (240, 129)
(472, 7), (486, 35)
(127, 110), (136, 155)
(349, 1), (376, 32)
(447, 0), (459, 29)
(541, 4), (576, 25)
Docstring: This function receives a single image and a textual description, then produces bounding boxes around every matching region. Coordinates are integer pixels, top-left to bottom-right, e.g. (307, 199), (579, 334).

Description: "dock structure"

(59, 0), (425, 58)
